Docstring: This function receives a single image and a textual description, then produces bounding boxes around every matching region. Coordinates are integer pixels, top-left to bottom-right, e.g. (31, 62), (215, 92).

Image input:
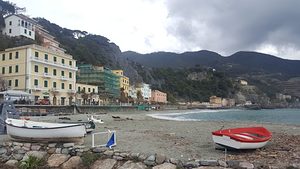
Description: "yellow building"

(112, 70), (129, 95)
(209, 96), (222, 105)
(75, 83), (100, 105)
(0, 44), (77, 105)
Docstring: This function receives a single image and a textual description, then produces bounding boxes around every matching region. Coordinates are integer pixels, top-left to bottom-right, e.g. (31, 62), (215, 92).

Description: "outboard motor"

(0, 101), (21, 134)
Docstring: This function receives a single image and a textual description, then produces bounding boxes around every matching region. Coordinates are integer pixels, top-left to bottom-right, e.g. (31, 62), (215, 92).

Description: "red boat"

(212, 127), (272, 149)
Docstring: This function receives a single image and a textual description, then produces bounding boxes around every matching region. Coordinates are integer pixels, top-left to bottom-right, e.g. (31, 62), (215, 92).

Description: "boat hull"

(6, 119), (86, 142)
(212, 135), (269, 149)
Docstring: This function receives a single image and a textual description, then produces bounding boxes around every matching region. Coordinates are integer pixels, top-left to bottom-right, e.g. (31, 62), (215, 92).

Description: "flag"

(106, 133), (115, 149)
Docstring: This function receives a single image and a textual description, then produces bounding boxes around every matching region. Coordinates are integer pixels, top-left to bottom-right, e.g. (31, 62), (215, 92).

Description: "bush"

(81, 152), (101, 166)
(18, 156), (44, 169)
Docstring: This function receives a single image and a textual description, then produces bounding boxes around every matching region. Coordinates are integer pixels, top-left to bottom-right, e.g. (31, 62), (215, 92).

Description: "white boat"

(5, 118), (86, 141)
(212, 127), (272, 149)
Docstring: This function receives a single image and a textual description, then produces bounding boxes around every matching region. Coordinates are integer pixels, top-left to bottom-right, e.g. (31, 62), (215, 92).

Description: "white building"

(136, 83), (151, 101)
(1, 14), (36, 40)
(128, 86), (137, 99)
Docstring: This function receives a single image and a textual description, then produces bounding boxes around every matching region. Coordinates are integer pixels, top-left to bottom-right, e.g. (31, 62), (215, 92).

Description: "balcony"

(32, 85), (43, 91)
(50, 88), (60, 93)
(30, 56), (78, 71)
(61, 76), (68, 81)
(43, 73), (52, 78)
(67, 89), (76, 94)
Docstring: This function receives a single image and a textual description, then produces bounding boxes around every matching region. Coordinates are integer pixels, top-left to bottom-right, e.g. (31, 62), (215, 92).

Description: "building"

(136, 83), (151, 102)
(128, 85), (137, 101)
(112, 70), (129, 95)
(77, 65), (120, 101)
(239, 80), (248, 86)
(151, 90), (167, 104)
(1, 14), (37, 40)
(209, 96), (222, 105)
(75, 83), (100, 105)
(221, 98), (236, 107)
(0, 44), (77, 105)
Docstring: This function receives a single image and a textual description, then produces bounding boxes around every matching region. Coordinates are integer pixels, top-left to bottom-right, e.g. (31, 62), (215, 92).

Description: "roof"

(5, 14), (38, 25)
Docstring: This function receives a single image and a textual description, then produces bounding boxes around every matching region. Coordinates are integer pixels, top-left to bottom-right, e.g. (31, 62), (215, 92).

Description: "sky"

(10, 0), (300, 60)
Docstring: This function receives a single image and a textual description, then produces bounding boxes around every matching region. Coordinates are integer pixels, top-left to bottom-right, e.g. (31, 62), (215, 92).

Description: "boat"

(88, 115), (104, 124)
(5, 118), (86, 142)
(212, 127), (272, 149)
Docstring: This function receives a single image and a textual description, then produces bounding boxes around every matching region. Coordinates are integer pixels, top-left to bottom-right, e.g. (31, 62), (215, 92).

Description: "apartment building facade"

(112, 70), (129, 95)
(151, 90), (167, 104)
(76, 83), (100, 105)
(1, 14), (36, 40)
(136, 83), (151, 102)
(0, 44), (77, 105)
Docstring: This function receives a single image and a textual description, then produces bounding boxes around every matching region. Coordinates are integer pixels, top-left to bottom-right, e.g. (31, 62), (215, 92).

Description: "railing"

(44, 73), (52, 78)
(92, 130), (116, 148)
(30, 56), (78, 71)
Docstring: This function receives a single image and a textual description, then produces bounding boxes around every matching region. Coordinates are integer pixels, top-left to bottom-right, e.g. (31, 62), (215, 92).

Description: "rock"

(156, 154), (166, 165)
(13, 153), (24, 160)
(22, 146), (30, 151)
(63, 143), (75, 148)
(120, 152), (129, 158)
(92, 147), (106, 153)
(169, 158), (180, 165)
(55, 148), (62, 154)
(61, 148), (69, 154)
(113, 155), (123, 160)
(91, 159), (117, 169)
(129, 152), (140, 159)
(183, 161), (200, 168)
(5, 159), (18, 167)
(17, 149), (26, 154)
(144, 154), (156, 166)
(5, 142), (12, 147)
(153, 163), (177, 169)
(13, 145), (21, 151)
(218, 160), (227, 167)
(47, 148), (56, 154)
(227, 160), (240, 168)
(239, 161), (254, 169)
(138, 153), (148, 161)
(48, 143), (57, 148)
(118, 160), (147, 169)
(0, 154), (10, 163)
(195, 167), (225, 169)
(31, 145), (41, 151)
(23, 143), (31, 148)
(0, 148), (7, 154)
(76, 152), (82, 156)
(200, 160), (218, 166)
(47, 154), (70, 167)
(103, 150), (114, 156)
(61, 156), (82, 169)
(23, 151), (47, 161)
(13, 142), (23, 146)
(74, 145), (85, 149)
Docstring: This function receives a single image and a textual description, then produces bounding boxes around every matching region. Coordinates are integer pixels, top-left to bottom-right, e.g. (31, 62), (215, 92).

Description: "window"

(44, 67), (48, 73)
(53, 56), (57, 62)
(34, 65), (38, 73)
(88, 88), (91, 92)
(61, 83), (65, 89)
(29, 31), (31, 36)
(2, 54), (5, 61)
(61, 71), (64, 76)
(35, 52), (39, 58)
(9, 53), (12, 60)
(9, 29), (11, 33)
(9, 66), (12, 73)
(44, 80), (48, 87)
(8, 80), (12, 86)
(83, 87), (86, 92)
(53, 82), (57, 88)
(78, 87), (81, 93)
(24, 29), (27, 34)
(69, 72), (72, 78)
(69, 84), (72, 90)
(53, 69), (57, 76)
(9, 21), (12, 25)
(93, 89), (95, 93)
(2, 67), (5, 74)
(15, 79), (18, 87)
(34, 79), (38, 86)
(62, 59), (65, 64)
(69, 61), (72, 66)
(15, 52), (19, 59)
(44, 54), (48, 60)
(15, 65), (19, 73)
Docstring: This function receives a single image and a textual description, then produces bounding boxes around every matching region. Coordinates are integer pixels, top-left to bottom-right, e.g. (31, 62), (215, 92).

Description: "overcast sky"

(11, 0), (300, 60)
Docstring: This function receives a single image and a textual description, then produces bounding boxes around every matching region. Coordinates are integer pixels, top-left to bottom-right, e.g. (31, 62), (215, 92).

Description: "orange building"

(151, 90), (167, 104)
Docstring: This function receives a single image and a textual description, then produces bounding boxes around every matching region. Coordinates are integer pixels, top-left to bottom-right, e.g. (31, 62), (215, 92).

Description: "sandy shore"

(1, 109), (300, 167)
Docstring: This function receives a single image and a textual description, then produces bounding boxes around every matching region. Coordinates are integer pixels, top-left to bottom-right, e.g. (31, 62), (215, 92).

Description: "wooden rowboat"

(5, 118), (86, 142)
(212, 127), (272, 149)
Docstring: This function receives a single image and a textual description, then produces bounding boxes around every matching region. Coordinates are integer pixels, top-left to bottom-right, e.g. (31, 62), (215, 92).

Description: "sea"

(148, 109), (300, 125)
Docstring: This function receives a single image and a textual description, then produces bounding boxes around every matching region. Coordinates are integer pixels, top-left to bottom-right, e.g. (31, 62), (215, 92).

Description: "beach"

(1, 109), (300, 168)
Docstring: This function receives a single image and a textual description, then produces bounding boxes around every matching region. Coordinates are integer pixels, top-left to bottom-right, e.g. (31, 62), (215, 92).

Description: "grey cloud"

(165, 0), (300, 58)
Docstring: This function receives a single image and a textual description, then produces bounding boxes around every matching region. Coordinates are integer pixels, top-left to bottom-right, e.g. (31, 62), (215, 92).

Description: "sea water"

(148, 109), (300, 125)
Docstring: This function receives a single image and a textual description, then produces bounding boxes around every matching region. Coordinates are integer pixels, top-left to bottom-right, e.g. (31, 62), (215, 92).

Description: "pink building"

(151, 90), (167, 104)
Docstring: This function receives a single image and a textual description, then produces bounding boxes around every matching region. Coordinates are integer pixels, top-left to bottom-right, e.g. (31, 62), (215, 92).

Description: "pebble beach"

(1, 109), (300, 168)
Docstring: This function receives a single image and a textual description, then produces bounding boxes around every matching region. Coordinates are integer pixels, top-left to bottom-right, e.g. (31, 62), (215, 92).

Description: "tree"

(0, 76), (7, 91)
(119, 88), (128, 103)
(0, 0), (15, 27)
(137, 90), (144, 104)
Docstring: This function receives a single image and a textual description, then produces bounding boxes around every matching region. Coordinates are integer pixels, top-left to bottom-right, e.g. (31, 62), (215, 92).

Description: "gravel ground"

(1, 109), (300, 167)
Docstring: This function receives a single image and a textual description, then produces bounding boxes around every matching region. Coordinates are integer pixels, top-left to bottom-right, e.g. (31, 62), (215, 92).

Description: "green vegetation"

(81, 152), (101, 166)
(18, 156), (45, 169)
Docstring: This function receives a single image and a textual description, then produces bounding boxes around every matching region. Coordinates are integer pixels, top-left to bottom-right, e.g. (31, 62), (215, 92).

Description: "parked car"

(35, 98), (50, 105)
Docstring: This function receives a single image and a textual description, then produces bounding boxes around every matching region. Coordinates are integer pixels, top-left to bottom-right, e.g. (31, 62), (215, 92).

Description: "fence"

(92, 130), (116, 148)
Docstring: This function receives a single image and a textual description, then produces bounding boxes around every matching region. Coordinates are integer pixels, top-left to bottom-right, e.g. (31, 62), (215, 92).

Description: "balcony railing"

(44, 73), (52, 78)
(30, 56), (78, 71)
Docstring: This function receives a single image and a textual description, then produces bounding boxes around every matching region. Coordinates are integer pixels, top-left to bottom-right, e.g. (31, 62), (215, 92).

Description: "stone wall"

(0, 141), (272, 169)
